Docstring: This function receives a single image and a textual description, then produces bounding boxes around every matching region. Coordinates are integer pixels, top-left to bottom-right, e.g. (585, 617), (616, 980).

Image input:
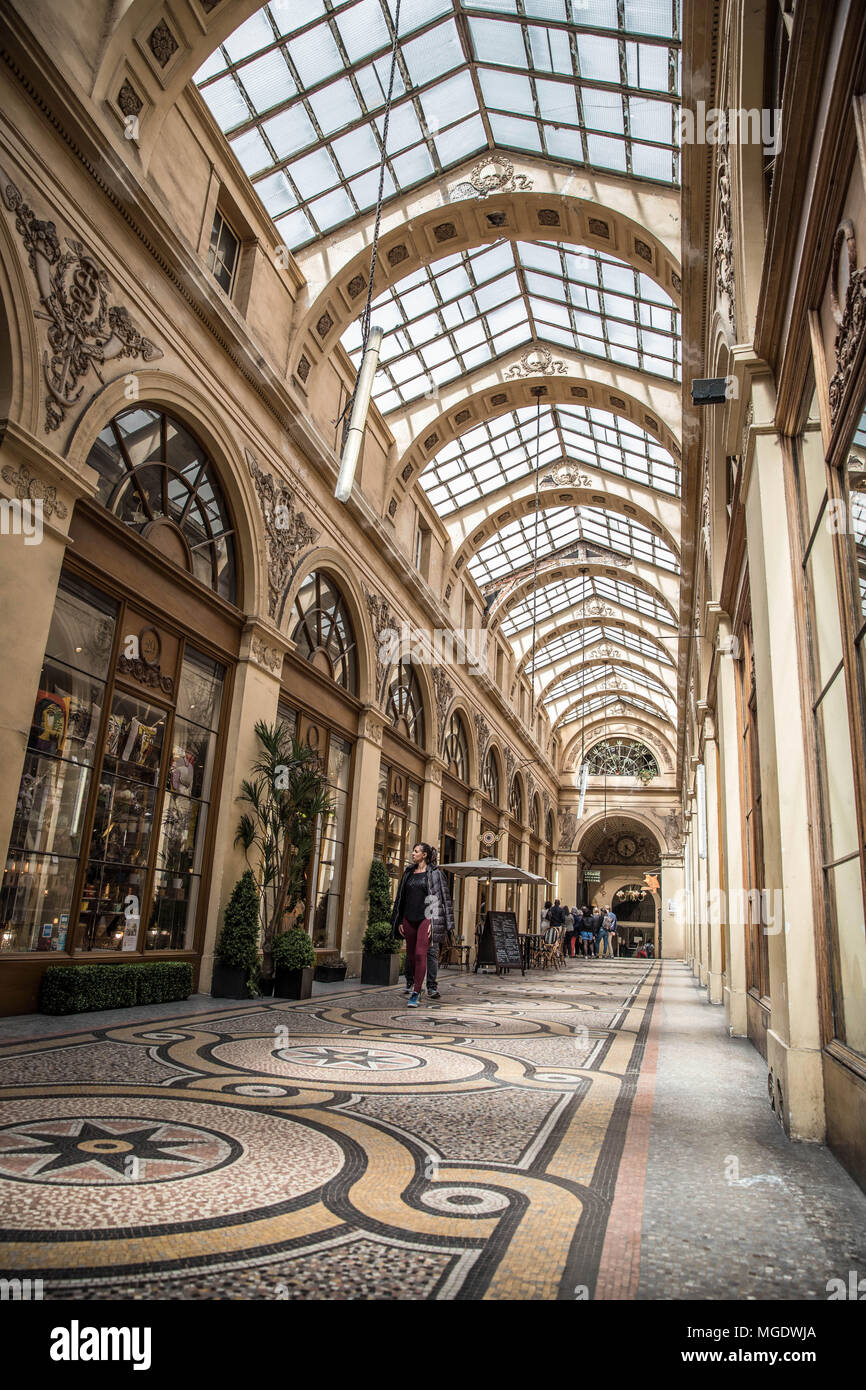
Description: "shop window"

(207, 207), (241, 297)
(482, 748), (500, 806)
(385, 658), (425, 747)
(3, 575), (117, 953)
(439, 796), (466, 923)
(443, 711), (468, 782)
(375, 762), (421, 900)
(307, 734), (351, 950)
(2, 573), (226, 956)
(87, 407), (237, 602)
(797, 408), (866, 1058)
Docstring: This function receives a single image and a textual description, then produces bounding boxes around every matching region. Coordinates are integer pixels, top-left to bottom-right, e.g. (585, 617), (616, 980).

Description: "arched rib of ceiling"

(293, 193), (680, 381)
(390, 370), (682, 487)
(553, 690), (676, 736)
(540, 655), (677, 708)
(517, 619), (676, 679)
(451, 489), (680, 576)
(485, 557), (680, 628)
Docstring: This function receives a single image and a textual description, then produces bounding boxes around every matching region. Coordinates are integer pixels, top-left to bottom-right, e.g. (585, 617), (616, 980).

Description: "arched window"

(291, 571), (358, 694)
(529, 795), (540, 837)
(87, 407), (237, 602)
(385, 659), (425, 746)
(482, 748), (500, 805)
(585, 739), (659, 780)
(509, 776), (523, 824)
(443, 712), (468, 782)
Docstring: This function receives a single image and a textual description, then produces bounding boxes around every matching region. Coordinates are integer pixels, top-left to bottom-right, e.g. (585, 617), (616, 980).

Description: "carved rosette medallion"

(1, 463), (68, 520)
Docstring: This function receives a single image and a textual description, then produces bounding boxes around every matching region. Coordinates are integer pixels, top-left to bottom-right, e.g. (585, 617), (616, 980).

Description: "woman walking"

(391, 842), (455, 1007)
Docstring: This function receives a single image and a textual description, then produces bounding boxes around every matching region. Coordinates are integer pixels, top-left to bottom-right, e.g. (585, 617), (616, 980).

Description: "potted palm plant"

(235, 720), (333, 990)
(361, 858), (400, 985)
(273, 924), (316, 999)
(212, 870), (261, 998)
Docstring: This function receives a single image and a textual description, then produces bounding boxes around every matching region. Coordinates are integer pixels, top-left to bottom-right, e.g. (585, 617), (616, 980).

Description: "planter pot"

(315, 964), (348, 983)
(211, 962), (249, 999)
(361, 952), (401, 987)
(274, 966), (314, 999)
(258, 973), (274, 997)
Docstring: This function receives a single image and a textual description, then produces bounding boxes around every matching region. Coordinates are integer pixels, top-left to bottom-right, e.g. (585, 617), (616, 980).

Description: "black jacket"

(390, 864), (455, 944)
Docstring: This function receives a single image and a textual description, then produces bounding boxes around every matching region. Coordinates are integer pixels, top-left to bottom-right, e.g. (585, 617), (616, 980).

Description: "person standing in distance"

(391, 842), (454, 1007)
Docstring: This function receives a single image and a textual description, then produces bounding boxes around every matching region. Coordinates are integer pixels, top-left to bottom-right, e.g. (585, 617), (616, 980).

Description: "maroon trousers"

(402, 917), (432, 992)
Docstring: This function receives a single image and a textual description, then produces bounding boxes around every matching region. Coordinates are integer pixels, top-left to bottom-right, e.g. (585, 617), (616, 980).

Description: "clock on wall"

(616, 835), (637, 859)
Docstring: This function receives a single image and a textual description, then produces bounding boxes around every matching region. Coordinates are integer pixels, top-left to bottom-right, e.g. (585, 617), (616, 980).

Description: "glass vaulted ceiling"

(422, 404), (679, 516)
(342, 241), (681, 412)
(529, 625), (676, 671)
(468, 505), (679, 587)
(502, 575), (677, 633)
(196, 0), (681, 251)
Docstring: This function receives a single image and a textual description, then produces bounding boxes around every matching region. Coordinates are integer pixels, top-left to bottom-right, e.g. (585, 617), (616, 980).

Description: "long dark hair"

(414, 842), (438, 867)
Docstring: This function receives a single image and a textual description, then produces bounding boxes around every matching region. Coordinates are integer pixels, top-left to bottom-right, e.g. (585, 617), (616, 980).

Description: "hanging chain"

(529, 389), (543, 727)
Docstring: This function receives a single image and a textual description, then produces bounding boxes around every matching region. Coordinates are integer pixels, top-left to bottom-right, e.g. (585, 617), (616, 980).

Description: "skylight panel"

(586, 132), (628, 170)
(627, 40), (670, 91)
(537, 79), (579, 124)
(230, 128), (272, 177)
(350, 166), (397, 207)
(489, 113), (543, 150)
(420, 70), (478, 126)
(625, 0), (676, 39)
(479, 69), (535, 116)
(223, 11), (274, 64)
(583, 88), (625, 134)
(271, 0), (327, 35)
(576, 33), (620, 83)
(336, 0), (392, 62)
(308, 185), (356, 229)
(376, 100), (424, 150)
(262, 105), (317, 157)
(469, 16), (528, 67)
(201, 76), (250, 128)
(254, 170), (298, 217)
(289, 23), (346, 85)
(401, 19), (464, 84)
(528, 24), (572, 74)
(434, 116), (487, 163)
(387, 0), (454, 29)
(290, 146), (341, 197)
(331, 124), (382, 176)
(234, 48), (294, 111)
(274, 207), (314, 248)
(307, 78), (363, 135)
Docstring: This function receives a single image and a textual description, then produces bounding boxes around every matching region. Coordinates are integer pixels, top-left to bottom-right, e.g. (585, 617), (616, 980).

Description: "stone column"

(742, 401), (825, 1140)
(703, 714), (725, 1004)
(714, 611), (749, 1035)
(199, 624), (286, 991)
(660, 853), (685, 958)
(464, 789), (483, 938)
(339, 705), (384, 977)
(0, 429), (99, 867)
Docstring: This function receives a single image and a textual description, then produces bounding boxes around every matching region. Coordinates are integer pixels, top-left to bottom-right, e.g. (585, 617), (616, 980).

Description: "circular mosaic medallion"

(421, 1185), (510, 1215)
(210, 1036), (485, 1086)
(0, 1115), (238, 1186)
(276, 1045), (424, 1072)
(0, 1097), (344, 1233)
(232, 1083), (289, 1097)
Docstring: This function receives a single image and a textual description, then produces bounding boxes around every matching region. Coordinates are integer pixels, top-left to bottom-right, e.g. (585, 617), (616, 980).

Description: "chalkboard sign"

(474, 911), (524, 975)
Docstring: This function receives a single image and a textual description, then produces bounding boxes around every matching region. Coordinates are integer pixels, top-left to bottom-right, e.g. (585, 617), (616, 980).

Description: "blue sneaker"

(407, 992), (420, 1008)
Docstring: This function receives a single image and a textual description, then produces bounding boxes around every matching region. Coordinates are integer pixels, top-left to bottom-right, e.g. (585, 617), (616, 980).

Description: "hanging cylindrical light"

(335, 325), (384, 503)
(577, 760), (589, 818)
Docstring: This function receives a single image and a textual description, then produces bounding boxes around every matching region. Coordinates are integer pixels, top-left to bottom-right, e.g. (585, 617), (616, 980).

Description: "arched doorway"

(612, 884), (657, 955)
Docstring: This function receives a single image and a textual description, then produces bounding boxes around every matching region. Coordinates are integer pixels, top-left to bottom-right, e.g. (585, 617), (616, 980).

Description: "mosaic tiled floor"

(3, 960), (864, 1300)
(0, 960), (657, 1299)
